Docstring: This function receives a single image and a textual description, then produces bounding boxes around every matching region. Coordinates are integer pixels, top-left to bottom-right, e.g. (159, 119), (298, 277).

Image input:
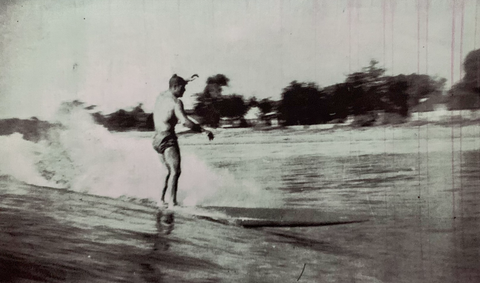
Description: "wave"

(1, 102), (280, 208)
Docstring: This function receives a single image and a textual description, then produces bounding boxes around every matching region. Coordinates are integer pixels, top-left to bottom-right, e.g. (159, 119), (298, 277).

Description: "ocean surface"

(1, 111), (480, 282)
(179, 128), (480, 282)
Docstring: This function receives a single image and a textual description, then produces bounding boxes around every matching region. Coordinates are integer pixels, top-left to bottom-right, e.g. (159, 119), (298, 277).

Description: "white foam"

(0, 133), (60, 187)
(3, 103), (281, 208)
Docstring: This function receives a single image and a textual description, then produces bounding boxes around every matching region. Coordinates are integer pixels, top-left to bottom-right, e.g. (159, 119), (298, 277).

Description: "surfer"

(153, 74), (214, 208)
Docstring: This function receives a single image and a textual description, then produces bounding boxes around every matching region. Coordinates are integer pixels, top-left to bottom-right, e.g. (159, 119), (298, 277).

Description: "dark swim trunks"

(152, 134), (179, 154)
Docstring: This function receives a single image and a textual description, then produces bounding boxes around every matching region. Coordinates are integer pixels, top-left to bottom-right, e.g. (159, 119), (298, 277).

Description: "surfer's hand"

(206, 131), (214, 141)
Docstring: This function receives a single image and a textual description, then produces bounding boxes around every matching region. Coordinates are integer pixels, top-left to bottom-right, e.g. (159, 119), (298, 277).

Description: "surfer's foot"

(159, 201), (169, 209)
(168, 202), (178, 209)
(159, 201), (178, 209)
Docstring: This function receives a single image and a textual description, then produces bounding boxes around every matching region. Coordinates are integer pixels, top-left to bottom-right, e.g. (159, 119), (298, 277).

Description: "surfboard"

(169, 206), (368, 228)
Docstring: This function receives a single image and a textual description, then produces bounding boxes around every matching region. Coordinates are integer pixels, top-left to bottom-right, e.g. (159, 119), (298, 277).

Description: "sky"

(0, 0), (479, 120)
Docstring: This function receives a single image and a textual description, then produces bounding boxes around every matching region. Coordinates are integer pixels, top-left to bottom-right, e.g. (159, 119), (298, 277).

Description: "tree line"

(279, 60), (446, 126)
(89, 48), (480, 130)
(190, 60), (447, 127)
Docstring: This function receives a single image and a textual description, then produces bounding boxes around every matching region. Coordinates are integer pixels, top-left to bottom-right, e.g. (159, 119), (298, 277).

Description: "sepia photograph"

(1, 0), (480, 282)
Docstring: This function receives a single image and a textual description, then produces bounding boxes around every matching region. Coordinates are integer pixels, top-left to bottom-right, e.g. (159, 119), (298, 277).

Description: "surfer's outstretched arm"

(174, 99), (214, 140)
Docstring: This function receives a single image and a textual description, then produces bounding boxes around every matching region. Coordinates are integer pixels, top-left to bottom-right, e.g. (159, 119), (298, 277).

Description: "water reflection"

(155, 209), (175, 235)
(153, 209), (174, 253)
(137, 209), (175, 282)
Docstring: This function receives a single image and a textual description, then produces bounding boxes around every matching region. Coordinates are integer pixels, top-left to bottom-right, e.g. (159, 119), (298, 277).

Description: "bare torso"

(153, 90), (179, 138)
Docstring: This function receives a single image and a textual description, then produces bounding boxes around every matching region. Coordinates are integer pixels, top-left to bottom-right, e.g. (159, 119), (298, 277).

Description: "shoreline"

(119, 123), (480, 153)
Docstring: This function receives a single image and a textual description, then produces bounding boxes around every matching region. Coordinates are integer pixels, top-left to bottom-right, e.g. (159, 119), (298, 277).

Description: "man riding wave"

(153, 74), (214, 208)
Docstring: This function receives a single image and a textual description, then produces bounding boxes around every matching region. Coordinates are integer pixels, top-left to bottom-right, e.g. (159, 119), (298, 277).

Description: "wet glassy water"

(182, 132), (480, 282)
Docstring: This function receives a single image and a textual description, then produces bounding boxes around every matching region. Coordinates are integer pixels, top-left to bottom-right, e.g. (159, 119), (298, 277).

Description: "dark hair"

(169, 74), (187, 88)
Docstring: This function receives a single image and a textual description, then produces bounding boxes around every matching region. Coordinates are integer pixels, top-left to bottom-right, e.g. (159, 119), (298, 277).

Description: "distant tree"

(91, 112), (106, 125)
(201, 74), (230, 100)
(145, 114), (154, 130)
(278, 81), (329, 125)
(344, 60), (386, 115)
(277, 60), (446, 126)
(194, 94), (218, 127)
(257, 98), (275, 115)
(404, 74), (446, 109)
(323, 83), (352, 120)
(247, 97), (258, 107)
(92, 103), (150, 131)
(206, 74), (230, 94)
(194, 74), (231, 127)
(0, 118), (55, 142)
(130, 103), (145, 117)
(462, 48), (480, 92)
(216, 94), (249, 118)
(106, 109), (136, 129)
(383, 75), (409, 116)
(448, 48), (480, 109)
(341, 61), (444, 116)
(246, 97), (275, 116)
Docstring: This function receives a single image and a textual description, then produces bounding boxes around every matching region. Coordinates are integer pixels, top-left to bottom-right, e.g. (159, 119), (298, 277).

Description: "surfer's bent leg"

(163, 145), (181, 206)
